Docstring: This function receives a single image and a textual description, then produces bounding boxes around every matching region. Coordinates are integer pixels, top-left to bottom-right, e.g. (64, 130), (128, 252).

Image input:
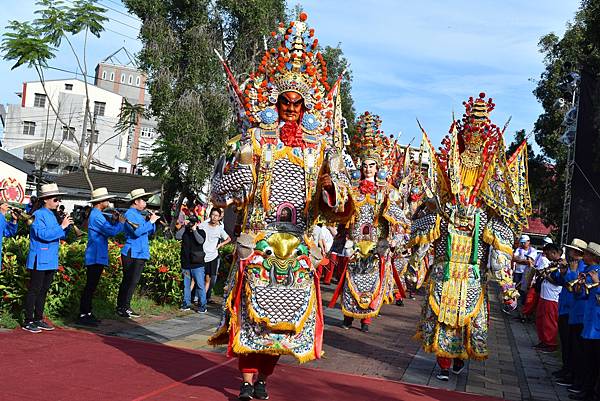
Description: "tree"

(321, 45), (357, 140)
(532, 0), (600, 229)
(0, 0), (118, 191)
(122, 0), (286, 222)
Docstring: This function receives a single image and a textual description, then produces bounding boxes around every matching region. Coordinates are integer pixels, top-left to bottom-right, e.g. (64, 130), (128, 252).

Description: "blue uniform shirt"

(85, 208), (124, 266)
(0, 213), (18, 270)
(581, 264), (600, 340)
(26, 207), (67, 270)
(570, 262), (594, 325)
(554, 259), (586, 316)
(121, 208), (155, 260)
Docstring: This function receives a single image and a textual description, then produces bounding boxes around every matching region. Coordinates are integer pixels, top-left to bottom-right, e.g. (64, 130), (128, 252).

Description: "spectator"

(200, 208), (231, 304)
(533, 243), (564, 352)
(176, 216), (207, 313)
(323, 224), (348, 285)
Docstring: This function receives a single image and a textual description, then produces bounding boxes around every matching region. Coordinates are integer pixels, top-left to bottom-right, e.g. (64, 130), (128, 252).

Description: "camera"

(187, 215), (199, 226)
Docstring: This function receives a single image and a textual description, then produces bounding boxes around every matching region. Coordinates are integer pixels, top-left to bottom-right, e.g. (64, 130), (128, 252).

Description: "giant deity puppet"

(208, 13), (355, 401)
(410, 93), (529, 380)
(327, 112), (408, 332)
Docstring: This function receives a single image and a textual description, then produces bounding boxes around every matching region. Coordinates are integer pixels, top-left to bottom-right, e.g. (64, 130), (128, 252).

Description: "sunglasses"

(52, 198), (62, 203)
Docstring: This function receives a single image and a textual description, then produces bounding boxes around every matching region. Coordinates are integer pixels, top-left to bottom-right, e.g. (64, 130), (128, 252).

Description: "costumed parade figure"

(328, 112), (407, 333)
(410, 93), (529, 380)
(208, 13), (354, 401)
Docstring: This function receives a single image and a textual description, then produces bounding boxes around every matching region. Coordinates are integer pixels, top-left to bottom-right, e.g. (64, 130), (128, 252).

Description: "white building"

(1, 48), (157, 175)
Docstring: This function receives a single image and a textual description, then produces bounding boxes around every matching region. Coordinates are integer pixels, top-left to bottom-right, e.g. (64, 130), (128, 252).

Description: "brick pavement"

(75, 282), (572, 401)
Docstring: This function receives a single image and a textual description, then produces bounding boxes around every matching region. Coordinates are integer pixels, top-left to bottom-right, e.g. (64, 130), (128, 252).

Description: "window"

(128, 75), (133, 85)
(65, 165), (78, 172)
(64, 83), (73, 91)
(118, 167), (127, 173)
(110, 72), (115, 81)
(102, 71), (106, 80)
(34, 93), (46, 107)
(22, 121), (36, 135)
(93, 101), (106, 116)
(87, 129), (99, 144)
(62, 126), (76, 141)
(121, 73), (125, 83)
(135, 76), (140, 86)
(140, 126), (155, 139)
(46, 163), (59, 173)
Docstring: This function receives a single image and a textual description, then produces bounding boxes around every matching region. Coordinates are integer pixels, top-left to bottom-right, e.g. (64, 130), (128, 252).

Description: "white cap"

(543, 237), (553, 244)
(519, 234), (530, 243)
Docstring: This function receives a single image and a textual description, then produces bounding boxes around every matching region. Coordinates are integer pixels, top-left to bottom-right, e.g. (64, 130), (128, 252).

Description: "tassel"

(443, 232), (452, 282)
(471, 212), (480, 280)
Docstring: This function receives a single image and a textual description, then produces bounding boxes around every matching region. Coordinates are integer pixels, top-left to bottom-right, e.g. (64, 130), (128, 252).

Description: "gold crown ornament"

(241, 12), (332, 136)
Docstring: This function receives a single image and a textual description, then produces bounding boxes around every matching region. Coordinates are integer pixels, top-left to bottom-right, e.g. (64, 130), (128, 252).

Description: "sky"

(0, 0), (581, 147)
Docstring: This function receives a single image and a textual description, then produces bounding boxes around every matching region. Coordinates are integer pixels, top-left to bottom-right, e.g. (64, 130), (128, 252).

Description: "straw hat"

(89, 187), (115, 203)
(564, 238), (587, 253)
(586, 242), (600, 258)
(38, 183), (66, 199)
(126, 188), (152, 202)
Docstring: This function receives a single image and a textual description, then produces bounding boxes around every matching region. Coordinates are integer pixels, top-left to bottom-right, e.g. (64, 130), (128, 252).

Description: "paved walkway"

(74, 283), (571, 401)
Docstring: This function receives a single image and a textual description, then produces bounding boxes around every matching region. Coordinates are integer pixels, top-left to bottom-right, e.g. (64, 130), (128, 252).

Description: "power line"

(105, 27), (139, 41)
(97, 0), (141, 23)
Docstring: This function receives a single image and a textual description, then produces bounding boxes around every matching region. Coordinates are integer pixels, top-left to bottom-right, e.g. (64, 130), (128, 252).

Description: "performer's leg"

(238, 354), (258, 399)
(557, 314), (570, 375)
(323, 260), (334, 284)
(452, 358), (465, 374)
(342, 315), (353, 329)
(360, 317), (371, 332)
(436, 357), (452, 381)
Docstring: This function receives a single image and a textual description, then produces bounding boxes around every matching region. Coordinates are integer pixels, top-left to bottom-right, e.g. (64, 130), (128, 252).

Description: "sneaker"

(396, 299), (404, 307)
(341, 317), (352, 330)
(197, 307), (208, 314)
(436, 369), (450, 381)
(126, 309), (141, 318)
(116, 308), (131, 318)
(568, 386), (584, 394)
(253, 380), (269, 400)
(76, 314), (98, 327)
(88, 313), (102, 324)
(238, 381), (254, 400)
(360, 323), (369, 333)
(22, 321), (41, 333)
(35, 320), (55, 331)
(180, 305), (191, 312)
(452, 361), (465, 375)
(556, 378), (574, 387)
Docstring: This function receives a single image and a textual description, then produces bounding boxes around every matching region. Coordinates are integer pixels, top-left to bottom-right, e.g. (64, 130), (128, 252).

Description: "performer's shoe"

(341, 317), (352, 330)
(253, 380), (269, 400)
(436, 369), (450, 381)
(360, 323), (369, 333)
(451, 361), (465, 375)
(238, 382), (254, 400)
(556, 377), (574, 387)
(395, 299), (404, 307)
(35, 320), (55, 331)
(568, 385), (584, 394)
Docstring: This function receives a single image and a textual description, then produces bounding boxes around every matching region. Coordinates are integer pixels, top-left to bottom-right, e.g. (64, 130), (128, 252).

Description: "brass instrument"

(102, 209), (139, 230)
(9, 207), (35, 226)
(565, 272), (600, 293)
(141, 209), (168, 227)
(67, 213), (85, 239)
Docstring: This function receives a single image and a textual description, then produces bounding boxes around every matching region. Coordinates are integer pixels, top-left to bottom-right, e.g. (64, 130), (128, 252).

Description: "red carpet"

(0, 328), (502, 401)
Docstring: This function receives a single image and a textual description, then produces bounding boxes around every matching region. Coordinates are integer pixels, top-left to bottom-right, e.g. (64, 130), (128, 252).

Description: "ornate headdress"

(241, 12), (332, 136)
(349, 112), (390, 165)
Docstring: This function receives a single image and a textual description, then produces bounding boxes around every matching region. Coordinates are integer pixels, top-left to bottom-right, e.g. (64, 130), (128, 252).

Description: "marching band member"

(116, 188), (159, 318)
(76, 188), (124, 326)
(23, 184), (72, 333)
(0, 190), (18, 270)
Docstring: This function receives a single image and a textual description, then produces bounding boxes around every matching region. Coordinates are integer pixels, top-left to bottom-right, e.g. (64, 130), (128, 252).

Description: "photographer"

(176, 216), (207, 313)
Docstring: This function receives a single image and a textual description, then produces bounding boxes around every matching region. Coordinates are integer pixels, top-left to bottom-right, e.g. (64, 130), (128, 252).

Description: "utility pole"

(559, 72), (581, 245)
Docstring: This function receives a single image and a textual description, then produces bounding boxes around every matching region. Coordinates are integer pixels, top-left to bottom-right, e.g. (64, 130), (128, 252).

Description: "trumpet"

(566, 272), (598, 293)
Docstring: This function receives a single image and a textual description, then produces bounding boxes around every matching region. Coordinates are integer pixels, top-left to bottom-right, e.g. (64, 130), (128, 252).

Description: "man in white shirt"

(318, 225), (334, 258)
(534, 243), (564, 352)
(200, 208), (231, 305)
(512, 234), (537, 299)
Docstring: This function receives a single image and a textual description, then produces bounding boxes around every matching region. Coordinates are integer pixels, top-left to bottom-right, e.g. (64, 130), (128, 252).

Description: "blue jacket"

(85, 208), (124, 266)
(571, 262), (594, 325)
(26, 208), (67, 270)
(0, 213), (18, 270)
(581, 264), (600, 340)
(553, 259), (586, 316)
(121, 208), (155, 260)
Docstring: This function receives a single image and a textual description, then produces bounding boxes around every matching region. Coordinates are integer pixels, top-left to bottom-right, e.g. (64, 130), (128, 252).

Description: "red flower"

(158, 265), (169, 273)
(58, 266), (65, 272)
(359, 180), (376, 195)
